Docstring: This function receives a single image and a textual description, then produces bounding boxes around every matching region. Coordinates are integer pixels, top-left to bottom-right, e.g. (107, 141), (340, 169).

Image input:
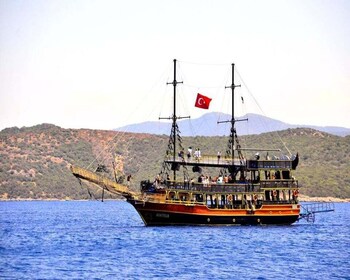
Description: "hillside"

(116, 112), (350, 137)
(0, 124), (349, 200)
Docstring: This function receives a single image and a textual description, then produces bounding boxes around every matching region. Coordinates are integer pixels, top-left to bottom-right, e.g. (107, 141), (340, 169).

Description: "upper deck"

(165, 155), (294, 171)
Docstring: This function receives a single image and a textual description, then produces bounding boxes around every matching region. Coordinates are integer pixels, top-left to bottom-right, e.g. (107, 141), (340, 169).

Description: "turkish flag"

(194, 93), (212, 109)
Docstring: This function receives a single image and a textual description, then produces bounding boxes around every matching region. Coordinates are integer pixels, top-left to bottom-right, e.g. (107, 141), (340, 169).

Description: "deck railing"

(259, 179), (298, 189)
(163, 179), (298, 193)
(166, 154), (245, 165)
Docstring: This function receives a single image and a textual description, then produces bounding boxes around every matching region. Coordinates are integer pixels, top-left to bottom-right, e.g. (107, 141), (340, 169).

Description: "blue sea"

(0, 201), (349, 280)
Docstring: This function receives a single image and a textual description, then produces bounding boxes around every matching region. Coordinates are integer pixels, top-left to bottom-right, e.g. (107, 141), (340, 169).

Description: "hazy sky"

(1, 0), (349, 131)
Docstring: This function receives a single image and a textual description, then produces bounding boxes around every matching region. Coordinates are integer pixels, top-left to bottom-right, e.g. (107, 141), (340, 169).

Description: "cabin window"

(195, 194), (204, 202)
(168, 191), (176, 200)
(178, 192), (190, 201)
(282, 170), (290, 179)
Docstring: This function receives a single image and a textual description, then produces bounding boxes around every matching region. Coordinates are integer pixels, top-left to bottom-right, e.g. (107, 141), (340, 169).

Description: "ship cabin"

(141, 153), (299, 210)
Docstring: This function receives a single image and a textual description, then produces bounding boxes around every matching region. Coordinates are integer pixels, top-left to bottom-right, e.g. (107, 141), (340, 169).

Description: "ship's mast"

(218, 63), (248, 179)
(219, 63), (241, 162)
(227, 63), (240, 161)
(171, 59), (180, 166)
(160, 59), (189, 180)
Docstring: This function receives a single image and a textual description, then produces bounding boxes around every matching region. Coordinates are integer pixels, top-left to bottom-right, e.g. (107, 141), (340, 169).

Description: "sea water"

(0, 201), (349, 279)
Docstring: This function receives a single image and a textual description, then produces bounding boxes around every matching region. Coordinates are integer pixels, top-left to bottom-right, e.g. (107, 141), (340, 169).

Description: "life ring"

(272, 190), (277, 197)
(293, 189), (299, 197)
(253, 194), (258, 201)
(227, 194), (233, 202)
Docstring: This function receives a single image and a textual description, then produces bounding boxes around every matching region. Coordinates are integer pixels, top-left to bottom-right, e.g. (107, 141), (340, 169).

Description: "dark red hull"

(128, 199), (300, 226)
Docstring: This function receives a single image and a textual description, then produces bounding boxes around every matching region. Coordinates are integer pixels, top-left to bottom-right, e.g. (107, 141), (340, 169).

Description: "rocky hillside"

(0, 124), (349, 200)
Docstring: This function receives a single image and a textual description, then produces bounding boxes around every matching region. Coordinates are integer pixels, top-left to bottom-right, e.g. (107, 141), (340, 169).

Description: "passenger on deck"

(187, 147), (192, 161)
(194, 148), (201, 161)
(154, 174), (161, 187)
(228, 176), (234, 183)
(166, 174), (171, 186)
(183, 178), (187, 189)
(217, 176), (223, 184)
(203, 176), (209, 187)
(193, 149), (197, 159)
(224, 175), (229, 183)
(217, 151), (221, 163)
(190, 178), (195, 188)
(178, 150), (185, 161)
(127, 174), (132, 186)
(239, 174), (246, 182)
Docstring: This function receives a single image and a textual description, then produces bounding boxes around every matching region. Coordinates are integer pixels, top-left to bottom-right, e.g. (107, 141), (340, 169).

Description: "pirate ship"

(71, 59), (334, 225)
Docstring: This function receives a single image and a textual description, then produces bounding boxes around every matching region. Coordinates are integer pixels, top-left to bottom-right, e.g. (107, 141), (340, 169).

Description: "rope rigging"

(235, 66), (292, 156)
(159, 121), (189, 181)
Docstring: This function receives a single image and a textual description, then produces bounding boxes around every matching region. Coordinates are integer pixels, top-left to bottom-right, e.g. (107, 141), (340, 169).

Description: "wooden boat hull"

(128, 199), (300, 226)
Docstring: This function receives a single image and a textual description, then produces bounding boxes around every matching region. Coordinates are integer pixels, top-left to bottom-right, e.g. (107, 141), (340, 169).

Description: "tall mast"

(171, 59), (179, 165)
(160, 59), (189, 180)
(225, 63), (241, 162)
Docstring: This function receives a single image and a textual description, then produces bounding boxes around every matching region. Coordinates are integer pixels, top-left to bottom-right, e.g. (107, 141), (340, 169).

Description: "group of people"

(178, 147), (222, 163)
(197, 174), (233, 186)
(178, 147), (202, 162)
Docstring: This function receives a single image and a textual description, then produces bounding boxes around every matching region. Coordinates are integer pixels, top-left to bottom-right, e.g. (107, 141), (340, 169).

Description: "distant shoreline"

(298, 194), (350, 203)
(0, 198), (124, 202)
(0, 196), (349, 203)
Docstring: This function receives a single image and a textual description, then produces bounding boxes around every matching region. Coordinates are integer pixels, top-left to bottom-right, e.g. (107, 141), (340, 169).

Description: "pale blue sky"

(1, 0), (349, 130)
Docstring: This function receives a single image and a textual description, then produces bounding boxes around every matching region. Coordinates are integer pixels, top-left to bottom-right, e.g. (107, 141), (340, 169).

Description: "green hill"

(0, 124), (349, 200)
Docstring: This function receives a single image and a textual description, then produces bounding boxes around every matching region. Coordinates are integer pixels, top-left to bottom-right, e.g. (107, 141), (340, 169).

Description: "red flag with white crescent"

(194, 93), (212, 109)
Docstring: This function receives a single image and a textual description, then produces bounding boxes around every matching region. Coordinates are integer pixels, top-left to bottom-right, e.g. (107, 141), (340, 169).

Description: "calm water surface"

(0, 201), (349, 279)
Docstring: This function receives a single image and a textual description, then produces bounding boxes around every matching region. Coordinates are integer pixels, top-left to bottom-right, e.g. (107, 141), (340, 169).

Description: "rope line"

(178, 60), (231, 66)
(85, 61), (174, 171)
(235, 67), (292, 156)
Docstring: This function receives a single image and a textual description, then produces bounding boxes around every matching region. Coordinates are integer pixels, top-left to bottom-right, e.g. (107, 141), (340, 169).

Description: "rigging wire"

(183, 83), (227, 89)
(85, 61), (174, 171)
(178, 60), (231, 66)
(235, 87), (249, 159)
(85, 130), (126, 171)
(173, 63), (198, 136)
(179, 61), (231, 90)
(177, 61), (233, 137)
(235, 66), (292, 156)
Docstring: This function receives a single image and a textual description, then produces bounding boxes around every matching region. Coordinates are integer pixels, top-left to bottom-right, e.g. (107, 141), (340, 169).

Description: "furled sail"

(70, 165), (138, 198)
